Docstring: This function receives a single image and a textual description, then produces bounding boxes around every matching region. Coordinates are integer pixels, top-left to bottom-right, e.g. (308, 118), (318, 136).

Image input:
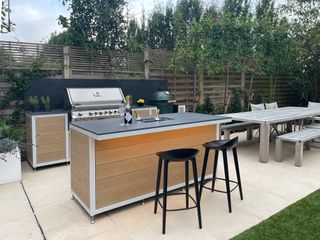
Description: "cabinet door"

(36, 116), (66, 163)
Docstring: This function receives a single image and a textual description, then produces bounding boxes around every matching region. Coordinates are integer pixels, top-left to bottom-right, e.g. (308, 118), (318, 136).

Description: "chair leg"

(211, 150), (219, 192)
(200, 148), (209, 198)
(154, 157), (163, 214)
(191, 158), (202, 229)
(222, 150), (232, 213)
(233, 147), (243, 200)
(162, 160), (169, 235)
(185, 161), (189, 208)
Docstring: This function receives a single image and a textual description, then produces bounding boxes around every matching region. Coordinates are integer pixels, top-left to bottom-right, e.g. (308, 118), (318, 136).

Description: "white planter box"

(0, 148), (21, 184)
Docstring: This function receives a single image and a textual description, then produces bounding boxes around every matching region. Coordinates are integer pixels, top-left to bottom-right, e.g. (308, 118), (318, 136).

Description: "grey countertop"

(70, 112), (231, 137)
(25, 109), (68, 116)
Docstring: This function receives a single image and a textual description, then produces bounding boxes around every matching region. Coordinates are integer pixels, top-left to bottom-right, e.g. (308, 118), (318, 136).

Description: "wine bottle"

(124, 97), (133, 124)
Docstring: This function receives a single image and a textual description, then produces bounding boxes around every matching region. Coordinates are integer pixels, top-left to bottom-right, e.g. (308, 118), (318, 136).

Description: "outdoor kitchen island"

(69, 112), (231, 222)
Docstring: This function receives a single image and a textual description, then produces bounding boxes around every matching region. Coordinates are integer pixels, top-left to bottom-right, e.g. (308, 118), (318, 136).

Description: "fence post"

(241, 71), (245, 108)
(198, 72), (204, 104)
(63, 46), (71, 79)
(269, 75), (273, 101)
(144, 48), (150, 80)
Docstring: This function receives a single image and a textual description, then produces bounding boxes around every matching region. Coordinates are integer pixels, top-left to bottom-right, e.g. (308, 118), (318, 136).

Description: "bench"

(221, 122), (259, 140)
(275, 128), (320, 167)
(306, 123), (320, 129)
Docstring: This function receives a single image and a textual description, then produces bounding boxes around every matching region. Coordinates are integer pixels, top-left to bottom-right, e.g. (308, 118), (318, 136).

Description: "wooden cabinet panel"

(35, 116), (66, 164)
(95, 125), (216, 208)
(70, 130), (90, 208)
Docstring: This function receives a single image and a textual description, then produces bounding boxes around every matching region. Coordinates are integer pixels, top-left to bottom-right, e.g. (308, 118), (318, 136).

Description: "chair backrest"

(250, 103), (265, 111)
(265, 102), (278, 109)
(308, 101), (320, 109)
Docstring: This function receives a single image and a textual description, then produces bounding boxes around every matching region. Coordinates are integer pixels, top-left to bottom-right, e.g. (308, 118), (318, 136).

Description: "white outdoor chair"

(250, 103), (265, 139)
(307, 101), (320, 145)
(265, 102), (285, 136)
(250, 103), (265, 111)
(308, 101), (320, 122)
(265, 102), (278, 109)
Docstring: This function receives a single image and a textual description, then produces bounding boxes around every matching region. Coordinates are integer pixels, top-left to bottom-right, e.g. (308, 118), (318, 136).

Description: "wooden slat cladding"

(25, 115), (33, 162)
(95, 125), (214, 152)
(95, 125), (216, 209)
(70, 129), (90, 208)
(36, 116), (66, 163)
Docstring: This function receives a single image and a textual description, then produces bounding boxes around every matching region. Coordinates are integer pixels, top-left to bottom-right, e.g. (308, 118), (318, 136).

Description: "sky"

(0, 0), (285, 43)
(0, 0), (173, 43)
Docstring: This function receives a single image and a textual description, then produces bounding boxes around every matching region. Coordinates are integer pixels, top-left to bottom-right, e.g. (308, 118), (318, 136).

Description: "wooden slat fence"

(0, 40), (296, 117)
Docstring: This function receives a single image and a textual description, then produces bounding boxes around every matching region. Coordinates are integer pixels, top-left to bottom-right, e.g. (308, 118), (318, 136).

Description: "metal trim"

(88, 138), (96, 215)
(71, 191), (92, 216)
(70, 119), (231, 141)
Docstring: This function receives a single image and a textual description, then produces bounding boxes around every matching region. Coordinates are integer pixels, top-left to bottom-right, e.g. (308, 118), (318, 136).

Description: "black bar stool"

(200, 137), (243, 213)
(154, 148), (202, 234)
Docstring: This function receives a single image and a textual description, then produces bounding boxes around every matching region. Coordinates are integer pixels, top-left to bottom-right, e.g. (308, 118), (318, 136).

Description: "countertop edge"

(70, 118), (231, 141)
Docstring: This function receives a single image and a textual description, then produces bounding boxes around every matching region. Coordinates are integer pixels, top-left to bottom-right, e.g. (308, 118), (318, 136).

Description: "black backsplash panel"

(25, 78), (168, 111)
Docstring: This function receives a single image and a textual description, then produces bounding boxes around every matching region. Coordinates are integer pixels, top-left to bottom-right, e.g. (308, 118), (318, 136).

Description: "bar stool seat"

(200, 137), (243, 213)
(154, 148), (202, 234)
(156, 148), (199, 161)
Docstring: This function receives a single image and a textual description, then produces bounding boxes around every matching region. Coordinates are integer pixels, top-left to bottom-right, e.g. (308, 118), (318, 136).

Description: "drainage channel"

(20, 181), (47, 240)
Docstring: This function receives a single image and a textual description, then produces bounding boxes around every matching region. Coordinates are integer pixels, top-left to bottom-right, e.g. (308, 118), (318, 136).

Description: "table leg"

(259, 123), (270, 163)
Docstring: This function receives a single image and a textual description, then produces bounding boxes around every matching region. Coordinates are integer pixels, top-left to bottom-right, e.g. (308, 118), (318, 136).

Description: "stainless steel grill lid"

(66, 88), (125, 109)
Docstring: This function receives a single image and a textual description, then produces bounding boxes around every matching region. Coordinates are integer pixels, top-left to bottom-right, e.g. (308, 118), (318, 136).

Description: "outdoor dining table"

(221, 107), (320, 163)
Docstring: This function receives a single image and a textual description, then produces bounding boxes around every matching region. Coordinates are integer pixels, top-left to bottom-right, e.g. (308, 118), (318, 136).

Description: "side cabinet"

(26, 112), (69, 168)
(132, 106), (158, 118)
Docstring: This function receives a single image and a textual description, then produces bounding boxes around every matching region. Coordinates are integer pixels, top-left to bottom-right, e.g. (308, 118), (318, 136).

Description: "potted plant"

(41, 96), (51, 112)
(0, 119), (23, 184)
(28, 96), (40, 112)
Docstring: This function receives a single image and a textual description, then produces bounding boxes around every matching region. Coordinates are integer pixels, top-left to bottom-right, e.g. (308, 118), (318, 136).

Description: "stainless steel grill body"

(66, 88), (125, 121)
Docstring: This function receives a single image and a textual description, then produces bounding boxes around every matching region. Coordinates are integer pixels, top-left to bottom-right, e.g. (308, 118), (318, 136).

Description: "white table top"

(222, 107), (320, 124)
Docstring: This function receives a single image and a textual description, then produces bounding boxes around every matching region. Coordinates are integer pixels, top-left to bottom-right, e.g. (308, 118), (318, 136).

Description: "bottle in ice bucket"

(124, 95), (133, 124)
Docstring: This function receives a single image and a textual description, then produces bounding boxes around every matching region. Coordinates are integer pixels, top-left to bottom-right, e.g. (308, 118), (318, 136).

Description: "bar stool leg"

(211, 150), (219, 192)
(185, 161), (189, 208)
(191, 158), (202, 229)
(200, 148), (210, 198)
(233, 147), (243, 200)
(154, 157), (163, 214)
(222, 150), (232, 213)
(162, 160), (169, 235)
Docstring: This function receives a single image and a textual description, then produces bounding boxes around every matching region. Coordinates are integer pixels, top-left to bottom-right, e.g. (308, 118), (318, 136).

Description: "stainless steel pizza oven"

(66, 88), (125, 121)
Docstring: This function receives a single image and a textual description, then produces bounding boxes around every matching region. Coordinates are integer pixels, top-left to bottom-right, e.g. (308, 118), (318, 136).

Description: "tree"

(174, 0), (203, 36)
(255, 0), (295, 101)
(147, 4), (175, 50)
(1, 0), (14, 33)
(283, 0), (320, 101)
(126, 19), (144, 51)
(56, 0), (127, 50)
(172, 18), (206, 111)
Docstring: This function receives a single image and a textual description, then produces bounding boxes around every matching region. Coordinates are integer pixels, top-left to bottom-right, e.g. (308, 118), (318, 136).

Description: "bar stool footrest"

(202, 177), (239, 193)
(157, 192), (198, 212)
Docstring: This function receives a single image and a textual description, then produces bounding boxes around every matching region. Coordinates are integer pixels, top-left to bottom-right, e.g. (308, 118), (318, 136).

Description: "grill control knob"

(113, 110), (118, 114)
(78, 113), (83, 117)
(94, 112), (98, 115)
(89, 112), (93, 116)
(109, 111), (113, 114)
(99, 112), (103, 115)
(104, 111), (109, 115)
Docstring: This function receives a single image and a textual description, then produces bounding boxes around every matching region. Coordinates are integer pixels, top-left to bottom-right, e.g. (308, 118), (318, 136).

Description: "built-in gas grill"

(66, 88), (125, 121)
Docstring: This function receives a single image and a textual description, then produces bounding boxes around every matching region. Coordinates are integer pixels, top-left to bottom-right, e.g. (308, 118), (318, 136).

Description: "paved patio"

(1, 132), (320, 240)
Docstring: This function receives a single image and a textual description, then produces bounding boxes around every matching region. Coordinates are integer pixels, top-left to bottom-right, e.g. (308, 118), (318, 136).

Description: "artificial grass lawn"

(233, 190), (320, 240)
